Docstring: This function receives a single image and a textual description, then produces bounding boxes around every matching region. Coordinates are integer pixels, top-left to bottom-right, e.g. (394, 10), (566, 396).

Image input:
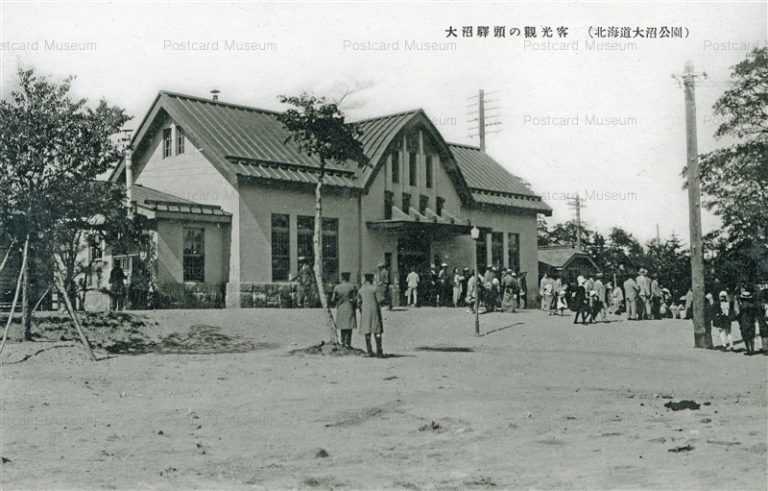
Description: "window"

(322, 218), (339, 283)
(384, 191), (393, 220)
(508, 232), (520, 272)
(162, 128), (172, 158)
(436, 197), (445, 217)
(391, 151), (399, 184)
(183, 228), (205, 282)
(425, 155), (433, 188)
(408, 152), (417, 186)
(271, 214), (290, 281)
(297, 216), (315, 266)
(475, 232), (487, 267)
(297, 216), (338, 282)
(176, 126), (185, 155)
(402, 193), (411, 212)
(491, 232), (504, 270)
(419, 195), (429, 215)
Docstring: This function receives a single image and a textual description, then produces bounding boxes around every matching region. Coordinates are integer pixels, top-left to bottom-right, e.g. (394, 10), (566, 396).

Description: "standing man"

(376, 261), (393, 311)
(650, 273), (662, 319)
(437, 263), (449, 307)
(636, 268), (652, 320)
(293, 258), (314, 308)
(358, 273), (384, 358)
(623, 274), (639, 320)
(109, 261), (126, 311)
(331, 272), (357, 348)
(594, 272), (606, 321)
(405, 267), (420, 307)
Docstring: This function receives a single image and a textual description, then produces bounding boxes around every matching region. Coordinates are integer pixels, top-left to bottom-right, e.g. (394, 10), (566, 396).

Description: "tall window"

(322, 218), (339, 282)
(183, 228), (205, 282)
(419, 195), (429, 215)
(384, 191), (393, 220)
(508, 232), (520, 272)
(491, 232), (504, 270)
(297, 216), (315, 265)
(271, 214), (290, 281)
(297, 216), (339, 282)
(425, 155), (433, 188)
(436, 197), (445, 217)
(162, 128), (172, 158)
(402, 193), (411, 212)
(176, 126), (185, 154)
(408, 152), (417, 186)
(391, 151), (399, 184)
(476, 232), (487, 268)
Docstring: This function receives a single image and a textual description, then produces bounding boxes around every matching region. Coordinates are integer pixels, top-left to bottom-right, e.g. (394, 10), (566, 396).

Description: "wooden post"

(54, 254), (96, 361)
(682, 61), (707, 348)
(0, 237), (29, 357)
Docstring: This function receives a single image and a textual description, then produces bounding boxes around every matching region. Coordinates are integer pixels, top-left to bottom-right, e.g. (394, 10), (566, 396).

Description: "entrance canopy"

(367, 205), (478, 235)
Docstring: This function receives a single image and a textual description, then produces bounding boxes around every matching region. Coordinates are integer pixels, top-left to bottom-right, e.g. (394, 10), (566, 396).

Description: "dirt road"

(1, 308), (765, 490)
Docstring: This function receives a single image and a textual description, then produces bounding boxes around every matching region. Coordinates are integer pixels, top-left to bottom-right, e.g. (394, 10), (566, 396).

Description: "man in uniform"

(331, 272), (357, 348)
(358, 273), (384, 357)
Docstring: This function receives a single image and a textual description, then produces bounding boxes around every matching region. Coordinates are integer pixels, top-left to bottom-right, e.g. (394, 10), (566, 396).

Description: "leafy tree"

(0, 67), (131, 338)
(277, 93), (369, 345)
(697, 47), (768, 284)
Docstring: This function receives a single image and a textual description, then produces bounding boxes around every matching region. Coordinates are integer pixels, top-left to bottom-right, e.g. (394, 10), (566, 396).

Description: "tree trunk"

(0, 236), (29, 357)
(313, 172), (337, 344)
(21, 248), (31, 341)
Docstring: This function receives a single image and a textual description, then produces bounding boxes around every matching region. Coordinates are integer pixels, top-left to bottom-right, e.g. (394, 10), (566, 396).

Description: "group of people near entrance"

(404, 263), (526, 312)
(539, 271), (611, 324)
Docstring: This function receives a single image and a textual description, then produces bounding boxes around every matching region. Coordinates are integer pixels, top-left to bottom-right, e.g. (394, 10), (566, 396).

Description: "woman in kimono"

(501, 269), (519, 313)
(358, 273), (384, 358)
(714, 290), (735, 350)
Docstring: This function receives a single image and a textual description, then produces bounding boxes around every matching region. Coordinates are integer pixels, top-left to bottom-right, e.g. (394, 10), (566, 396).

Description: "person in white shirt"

(405, 267), (420, 307)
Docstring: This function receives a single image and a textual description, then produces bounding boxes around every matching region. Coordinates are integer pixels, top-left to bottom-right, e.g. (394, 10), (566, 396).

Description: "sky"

(1, 1), (766, 244)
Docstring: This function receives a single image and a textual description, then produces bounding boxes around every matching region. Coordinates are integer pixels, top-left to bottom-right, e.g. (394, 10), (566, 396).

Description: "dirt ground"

(1, 307), (766, 490)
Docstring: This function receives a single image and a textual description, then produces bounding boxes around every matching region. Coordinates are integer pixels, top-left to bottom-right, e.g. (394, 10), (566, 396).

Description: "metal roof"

(119, 91), (550, 213)
(132, 184), (231, 219)
(538, 246), (596, 269)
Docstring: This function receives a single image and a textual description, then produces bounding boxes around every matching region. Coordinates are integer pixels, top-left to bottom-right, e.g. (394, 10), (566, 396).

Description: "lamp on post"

(470, 226), (480, 336)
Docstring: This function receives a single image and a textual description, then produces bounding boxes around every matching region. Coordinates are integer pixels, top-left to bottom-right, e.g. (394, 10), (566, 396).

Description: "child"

(714, 291), (735, 350)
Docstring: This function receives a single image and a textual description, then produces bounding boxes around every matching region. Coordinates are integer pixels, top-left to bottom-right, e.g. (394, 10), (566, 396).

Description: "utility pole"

(567, 194), (585, 249)
(467, 89), (502, 152)
(656, 224), (661, 243)
(675, 60), (708, 349)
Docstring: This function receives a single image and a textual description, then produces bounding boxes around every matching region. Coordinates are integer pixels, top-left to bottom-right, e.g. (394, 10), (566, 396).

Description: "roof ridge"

(159, 90), (283, 116)
(447, 141), (481, 150)
(353, 108), (423, 124)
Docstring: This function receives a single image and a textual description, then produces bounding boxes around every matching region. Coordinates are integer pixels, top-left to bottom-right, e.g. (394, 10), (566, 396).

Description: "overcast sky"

(1, 1), (765, 244)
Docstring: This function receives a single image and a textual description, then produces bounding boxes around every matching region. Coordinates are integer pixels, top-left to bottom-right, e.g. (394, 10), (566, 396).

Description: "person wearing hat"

(376, 261), (393, 311)
(460, 267), (470, 307)
(736, 290), (759, 355)
(650, 273), (663, 320)
(331, 272), (358, 348)
(593, 273), (606, 322)
(437, 262), (450, 307)
(587, 289), (604, 324)
(358, 273), (384, 357)
(636, 268), (652, 320)
(572, 276), (589, 324)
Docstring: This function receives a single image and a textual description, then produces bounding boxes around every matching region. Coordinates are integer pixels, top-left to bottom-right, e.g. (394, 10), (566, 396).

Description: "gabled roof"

(538, 246), (597, 269)
(113, 91), (550, 214)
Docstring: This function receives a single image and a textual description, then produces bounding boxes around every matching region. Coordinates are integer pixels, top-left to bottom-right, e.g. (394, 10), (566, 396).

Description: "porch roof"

(132, 184), (232, 222)
(367, 205), (479, 234)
